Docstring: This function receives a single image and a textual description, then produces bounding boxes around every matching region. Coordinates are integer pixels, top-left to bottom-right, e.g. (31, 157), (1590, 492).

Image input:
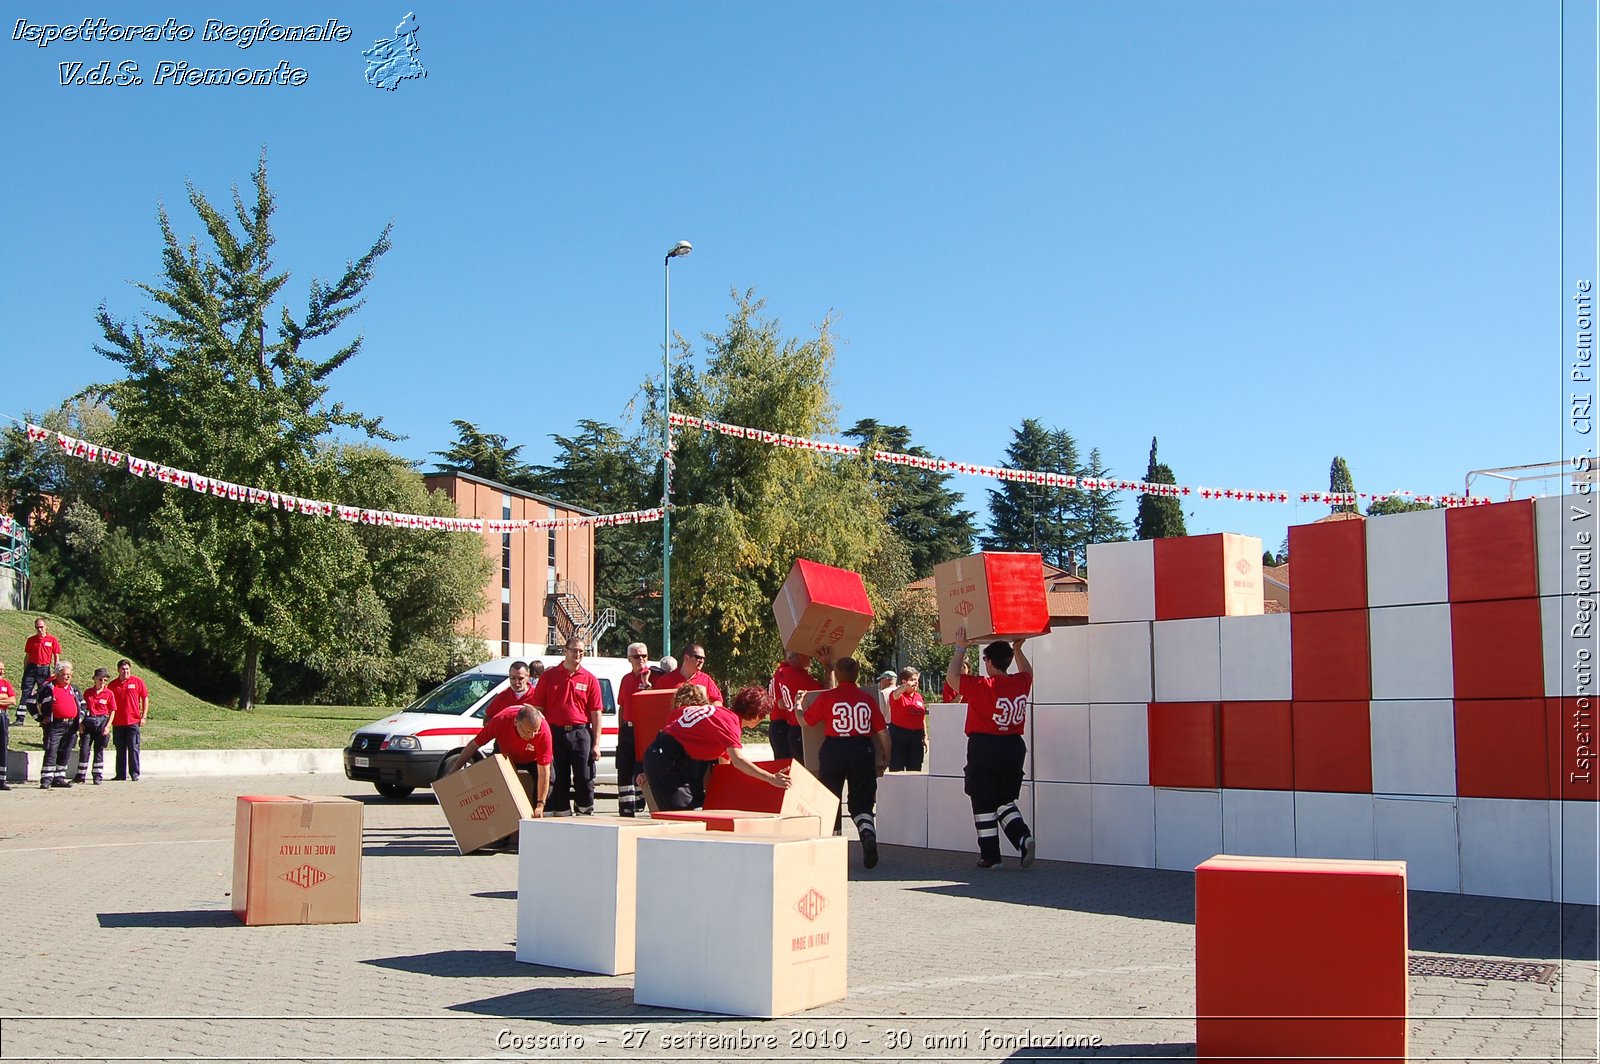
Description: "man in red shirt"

(74, 667), (117, 784)
(615, 642), (652, 817)
(804, 658), (891, 869)
(450, 704), (554, 842)
(481, 661), (538, 719)
(21, 617), (63, 724)
(0, 659), (16, 790)
(530, 637), (604, 815)
(108, 659), (150, 782)
(40, 661), (84, 789)
(768, 648), (833, 762)
(887, 666), (928, 772)
(654, 643), (724, 705)
(947, 628), (1036, 869)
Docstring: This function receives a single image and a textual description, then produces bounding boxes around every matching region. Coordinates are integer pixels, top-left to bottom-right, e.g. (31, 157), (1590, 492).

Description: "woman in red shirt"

(886, 666), (928, 772)
(643, 684), (790, 811)
(39, 661), (85, 790)
(74, 667), (117, 784)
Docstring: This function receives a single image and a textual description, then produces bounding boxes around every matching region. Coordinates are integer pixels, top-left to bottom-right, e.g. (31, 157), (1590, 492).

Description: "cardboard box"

(431, 753), (533, 855)
(1218, 614), (1291, 701)
(932, 552), (1050, 643)
(635, 833), (848, 1016)
(649, 809), (823, 836)
(704, 758), (842, 828)
(1290, 701), (1372, 794)
(515, 816), (706, 975)
(1087, 539), (1155, 623)
(1153, 532), (1264, 620)
(1154, 787), (1222, 872)
(1287, 517), (1368, 613)
(1366, 507), (1448, 607)
(773, 558), (875, 658)
(1447, 499), (1538, 603)
(630, 688), (679, 760)
(1147, 702), (1220, 788)
(232, 796), (362, 926)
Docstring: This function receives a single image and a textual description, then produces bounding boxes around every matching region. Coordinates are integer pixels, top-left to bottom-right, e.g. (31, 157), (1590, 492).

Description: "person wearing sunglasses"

(615, 642), (653, 817)
(653, 644), (724, 706)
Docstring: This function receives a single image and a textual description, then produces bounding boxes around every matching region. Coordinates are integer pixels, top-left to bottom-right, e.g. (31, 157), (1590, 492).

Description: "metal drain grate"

(1408, 955), (1558, 984)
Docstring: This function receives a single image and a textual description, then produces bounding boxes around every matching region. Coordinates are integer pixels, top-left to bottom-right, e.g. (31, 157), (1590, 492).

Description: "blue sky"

(2, 1), (1587, 552)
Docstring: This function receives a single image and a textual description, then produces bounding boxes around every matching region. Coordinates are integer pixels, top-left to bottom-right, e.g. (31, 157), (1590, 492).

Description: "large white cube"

(1366, 507), (1448, 607)
(1087, 539), (1155, 622)
(1089, 783), (1155, 868)
(1551, 800), (1600, 906)
(1031, 625), (1090, 704)
(874, 772), (928, 849)
(926, 702), (967, 778)
(1369, 699), (1456, 796)
(1033, 782), (1092, 863)
(1031, 703), (1089, 783)
(1294, 792), (1375, 860)
(1154, 788), (1223, 872)
(1536, 494), (1595, 597)
(516, 816), (706, 974)
(1368, 604), (1454, 700)
(1221, 789), (1296, 858)
(1153, 618), (1222, 702)
(1087, 621), (1154, 703)
(1458, 798), (1553, 901)
(634, 833), (848, 1017)
(926, 774), (974, 853)
(1218, 613), (1292, 701)
(1089, 703), (1149, 785)
(1374, 796), (1460, 894)
(1543, 595), (1590, 697)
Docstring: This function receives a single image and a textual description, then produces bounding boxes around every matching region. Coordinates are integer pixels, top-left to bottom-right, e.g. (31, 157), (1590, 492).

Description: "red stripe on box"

(793, 558), (874, 614)
(1291, 701), (1372, 793)
(1450, 598), (1543, 699)
(1446, 500), (1537, 603)
(1287, 518), (1368, 613)
(1147, 702), (1220, 787)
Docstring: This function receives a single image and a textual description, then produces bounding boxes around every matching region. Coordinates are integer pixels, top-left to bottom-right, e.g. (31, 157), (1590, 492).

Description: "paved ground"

(0, 772), (1594, 1063)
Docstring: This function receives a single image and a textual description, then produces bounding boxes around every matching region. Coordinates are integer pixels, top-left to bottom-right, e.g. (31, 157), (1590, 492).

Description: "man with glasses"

(529, 637), (604, 815)
(615, 642), (652, 817)
(655, 644), (724, 705)
(0, 660), (15, 790)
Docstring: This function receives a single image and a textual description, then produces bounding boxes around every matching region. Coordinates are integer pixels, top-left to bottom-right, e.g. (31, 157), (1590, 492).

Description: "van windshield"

(407, 673), (499, 715)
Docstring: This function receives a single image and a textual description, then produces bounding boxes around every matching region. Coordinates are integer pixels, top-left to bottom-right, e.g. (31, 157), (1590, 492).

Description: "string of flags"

(666, 413), (1491, 508)
(26, 424), (666, 534)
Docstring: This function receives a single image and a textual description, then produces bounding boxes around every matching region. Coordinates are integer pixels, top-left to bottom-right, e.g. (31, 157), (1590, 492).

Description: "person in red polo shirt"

(0, 659), (16, 790)
(530, 637), (604, 815)
(887, 666), (928, 772)
(615, 642), (653, 817)
(768, 647), (833, 762)
(947, 627), (1036, 869)
(653, 643), (724, 705)
(644, 683), (790, 811)
(804, 658), (891, 869)
(73, 667), (117, 784)
(451, 703), (553, 817)
(39, 661), (85, 790)
(21, 617), (63, 725)
(108, 659), (150, 781)
(482, 661), (539, 719)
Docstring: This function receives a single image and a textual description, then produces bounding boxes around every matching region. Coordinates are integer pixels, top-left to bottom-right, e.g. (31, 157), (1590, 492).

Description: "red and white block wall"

(876, 498), (1597, 904)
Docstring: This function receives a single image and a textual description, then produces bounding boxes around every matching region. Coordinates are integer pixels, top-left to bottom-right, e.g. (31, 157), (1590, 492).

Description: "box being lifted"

(432, 753), (533, 855)
(232, 795), (362, 926)
(774, 558), (875, 659)
(933, 551), (1050, 643)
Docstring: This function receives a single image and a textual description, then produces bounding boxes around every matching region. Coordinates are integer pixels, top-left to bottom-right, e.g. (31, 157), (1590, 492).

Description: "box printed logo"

(954, 600), (974, 617)
(469, 804), (497, 821)
(280, 864), (330, 890)
(795, 888), (828, 922)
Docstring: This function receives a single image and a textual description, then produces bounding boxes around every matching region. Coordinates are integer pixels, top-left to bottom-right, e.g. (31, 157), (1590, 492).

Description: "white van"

(342, 655), (638, 799)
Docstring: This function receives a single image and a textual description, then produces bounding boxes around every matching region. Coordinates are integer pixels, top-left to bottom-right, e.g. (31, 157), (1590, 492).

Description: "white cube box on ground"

(1369, 700), (1456, 796)
(926, 702), (967, 778)
(874, 772), (928, 849)
(927, 774), (974, 853)
(634, 833), (848, 1017)
(1366, 507), (1449, 607)
(1459, 798), (1553, 901)
(1031, 704), (1090, 783)
(1033, 782), (1092, 863)
(1374, 796), (1460, 894)
(1221, 789), (1296, 858)
(1089, 703), (1150, 785)
(1090, 783), (1156, 868)
(1368, 604), (1454, 700)
(1218, 613), (1292, 701)
(1087, 622), (1154, 704)
(1543, 595), (1588, 697)
(1153, 618), (1222, 702)
(1536, 494), (1594, 597)
(516, 816), (706, 975)
(1031, 625), (1090, 704)
(1294, 792), (1375, 860)
(1551, 801), (1600, 906)
(1087, 539), (1155, 623)
(1154, 788), (1223, 872)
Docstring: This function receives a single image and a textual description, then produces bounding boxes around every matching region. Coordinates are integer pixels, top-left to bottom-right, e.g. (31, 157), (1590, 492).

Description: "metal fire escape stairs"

(545, 580), (616, 654)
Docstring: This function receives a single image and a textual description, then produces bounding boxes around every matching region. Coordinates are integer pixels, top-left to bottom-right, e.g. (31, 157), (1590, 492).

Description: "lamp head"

(665, 240), (693, 262)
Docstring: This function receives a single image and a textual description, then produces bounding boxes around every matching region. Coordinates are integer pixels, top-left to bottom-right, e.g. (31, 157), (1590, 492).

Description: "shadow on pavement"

(1408, 893), (1599, 961)
(472, 890), (517, 901)
(98, 909), (237, 928)
(448, 985), (670, 1020)
(365, 949), (600, 979)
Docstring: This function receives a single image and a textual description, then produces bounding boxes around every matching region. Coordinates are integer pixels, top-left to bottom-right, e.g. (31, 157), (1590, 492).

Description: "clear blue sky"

(1, 1), (1581, 552)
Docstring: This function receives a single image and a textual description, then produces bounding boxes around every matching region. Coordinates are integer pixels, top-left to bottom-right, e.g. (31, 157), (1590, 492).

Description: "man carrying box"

(947, 628), (1036, 870)
(768, 647), (832, 761)
(804, 658), (891, 869)
(449, 705), (553, 830)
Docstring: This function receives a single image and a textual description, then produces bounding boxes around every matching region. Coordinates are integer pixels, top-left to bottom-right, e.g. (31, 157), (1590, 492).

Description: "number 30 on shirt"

(992, 696), (1027, 729)
(831, 700), (875, 736)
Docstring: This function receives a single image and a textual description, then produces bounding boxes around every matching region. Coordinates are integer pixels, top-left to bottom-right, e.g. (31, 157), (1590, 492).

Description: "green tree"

(842, 419), (976, 576)
(1366, 496), (1437, 517)
(432, 419), (535, 488)
(982, 419), (1086, 568)
(1075, 447), (1132, 561)
(1134, 437), (1187, 540)
(1329, 456), (1357, 514)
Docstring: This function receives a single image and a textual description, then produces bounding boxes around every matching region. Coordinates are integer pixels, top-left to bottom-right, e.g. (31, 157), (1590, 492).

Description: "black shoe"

(1019, 835), (1036, 869)
(72, 777), (86, 785)
(0, 782), (11, 791)
(861, 831), (879, 870)
(129, 776), (140, 781)
(92, 779), (102, 786)
(55, 780), (73, 789)
(111, 776), (126, 782)
(976, 856), (1001, 869)
(39, 781), (51, 790)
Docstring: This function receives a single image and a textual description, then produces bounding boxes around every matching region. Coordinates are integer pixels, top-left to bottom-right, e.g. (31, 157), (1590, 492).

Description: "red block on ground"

(1147, 702), (1221, 788)
(1154, 533), (1264, 620)
(1455, 698), (1550, 800)
(1196, 855), (1408, 1064)
(1287, 518), (1368, 613)
(1548, 697), (1600, 802)
(1450, 598), (1543, 699)
(1290, 609), (1371, 702)
(1291, 701), (1372, 793)
(1220, 701), (1294, 790)
(630, 689), (679, 761)
(1446, 499), (1537, 603)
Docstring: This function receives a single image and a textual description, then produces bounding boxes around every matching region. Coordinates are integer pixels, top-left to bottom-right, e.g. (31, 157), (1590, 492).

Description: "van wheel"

(438, 752), (464, 779)
(375, 782), (415, 800)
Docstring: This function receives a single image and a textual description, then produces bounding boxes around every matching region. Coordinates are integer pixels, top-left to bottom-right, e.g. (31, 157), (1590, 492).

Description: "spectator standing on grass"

(21, 617), (62, 724)
(768, 648), (833, 762)
(530, 637), (603, 816)
(887, 666), (928, 772)
(615, 642), (652, 817)
(643, 684), (789, 811)
(109, 659), (149, 782)
(73, 667), (116, 785)
(39, 661), (84, 790)
(0, 660), (15, 790)
(947, 628), (1037, 870)
(804, 658), (891, 869)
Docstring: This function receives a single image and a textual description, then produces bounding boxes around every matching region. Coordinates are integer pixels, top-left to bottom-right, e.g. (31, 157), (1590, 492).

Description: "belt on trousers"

(556, 724), (590, 732)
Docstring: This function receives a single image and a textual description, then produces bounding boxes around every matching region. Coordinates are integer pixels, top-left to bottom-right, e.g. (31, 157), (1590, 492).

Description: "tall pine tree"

(843, 418), (976, 576)
(981, 419), (1086, 569)
(1134, 437), (1187, 540)
(1075, 447), (1132, 562)
(1329, 456), (1357, 514)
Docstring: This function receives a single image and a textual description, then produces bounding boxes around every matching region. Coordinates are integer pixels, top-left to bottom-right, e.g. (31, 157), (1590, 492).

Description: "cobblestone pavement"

(0, 773), (1593, 1063)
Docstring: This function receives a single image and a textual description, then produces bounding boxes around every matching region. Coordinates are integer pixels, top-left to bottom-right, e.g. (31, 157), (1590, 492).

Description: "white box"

(926, 702), (967, 778)
(1369, 699), (1456, 796)
(1031, 703), (1090, 783)
(1219, 613), (1292, 701)
(927, 774), (975, 853)
(1458, 797), (1553, 901)
(1088, 703), (1149, 785)
(1536, 494), (1595, 597)
(1031, 625), (1089, 704)
(1033, 782), (1092, 863)
(1087, 621), (1154, 704)
(874, 772), (928, 849)
(1087, 539), (1155, 623)
(1090, 784), (1155, 868)
(1366, 507), (1448, 607)
(1221, 789), (1296, 858)
(1369, 604), (1454, 700)
(1543, 595), (1589, 697)
(1154, 788), (1223, 872)
(516, 816), (706, 975)
(1374, 796), (1460, 894)
(1294, 792), (1375, 860)
(1153, 618), (1222, 702)
(1550, 800), (1599, 906)
(634, 833), (848, 1016)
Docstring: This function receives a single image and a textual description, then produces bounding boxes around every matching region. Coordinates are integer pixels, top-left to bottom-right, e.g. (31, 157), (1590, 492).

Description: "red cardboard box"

(1147, 702), (1221, 788)
(1220, 701), (1294, 791)
(1290, 609), (1371, 702)
(1154, 533), (1265, 620)
(232, 796), (362, 926)
(1450, 598), (1544, 699)
(1291, 701), (1372, 794)
(631, 688), (680, 761)
(704, 758), (843, 828)
(773, 559), (875, 658)
(1288, 518), (1368, 613)
(932, 552), (1050, 643)
(1447, 499), (1538, 603)
(1455, 698), (1550, 800)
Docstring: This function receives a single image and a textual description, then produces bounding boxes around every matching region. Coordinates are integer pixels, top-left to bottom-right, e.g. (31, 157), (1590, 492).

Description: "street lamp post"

(662, 240), (692, 657)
